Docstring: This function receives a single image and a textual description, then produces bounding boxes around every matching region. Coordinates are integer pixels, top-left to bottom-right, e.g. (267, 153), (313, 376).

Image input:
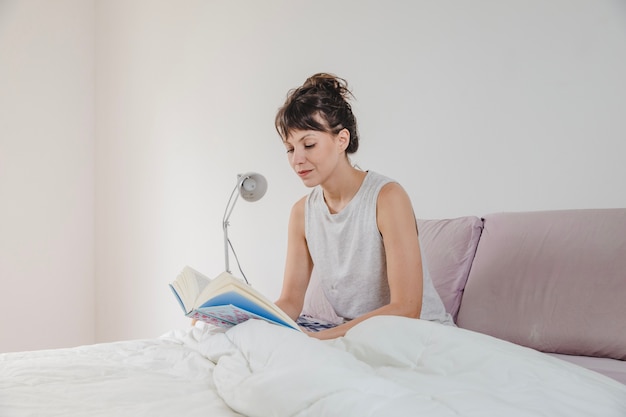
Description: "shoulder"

(376, 181), (415, 227)
(362, 171), (412, 211)
(378, 181), (411, 206)
(287, 195), (308, 237)
(290, 195), (307, 217)
(364, 171), (394, 187)
(379, 180), (404, 195)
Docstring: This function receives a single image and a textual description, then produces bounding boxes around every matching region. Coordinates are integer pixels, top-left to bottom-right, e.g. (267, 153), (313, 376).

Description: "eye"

(286, 148), (294, 154)
(304, 143), (315, 149)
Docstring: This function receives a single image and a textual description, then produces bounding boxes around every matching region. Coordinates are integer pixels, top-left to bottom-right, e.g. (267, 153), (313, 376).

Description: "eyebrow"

(285, 132), (315, 145)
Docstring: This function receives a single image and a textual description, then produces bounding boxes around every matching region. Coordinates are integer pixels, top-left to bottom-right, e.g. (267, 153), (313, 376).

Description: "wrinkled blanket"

(0, 326), (241, 417)
(203, 316), (626, 417)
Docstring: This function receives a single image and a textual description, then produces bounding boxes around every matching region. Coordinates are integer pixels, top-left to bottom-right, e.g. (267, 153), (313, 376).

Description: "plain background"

(1, 0), (625, 352)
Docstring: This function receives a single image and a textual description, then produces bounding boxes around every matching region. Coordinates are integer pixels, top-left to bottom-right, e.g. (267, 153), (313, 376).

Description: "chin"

(299, 176), (320, 188)
(300, 179), (318, 188)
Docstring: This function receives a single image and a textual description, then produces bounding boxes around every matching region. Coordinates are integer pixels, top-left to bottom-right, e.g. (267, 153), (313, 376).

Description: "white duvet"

(2, 316), (625, 417)
(205, 316), (626, 417)
(0, 326), (241, 417)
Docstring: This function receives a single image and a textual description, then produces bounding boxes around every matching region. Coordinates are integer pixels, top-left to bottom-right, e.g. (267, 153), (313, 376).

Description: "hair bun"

(303, 73), (352, 100)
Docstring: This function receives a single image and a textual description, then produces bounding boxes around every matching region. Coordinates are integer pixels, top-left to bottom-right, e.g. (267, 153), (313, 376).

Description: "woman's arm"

(274, 197), (314, 322)
(308, 182), (424, 340)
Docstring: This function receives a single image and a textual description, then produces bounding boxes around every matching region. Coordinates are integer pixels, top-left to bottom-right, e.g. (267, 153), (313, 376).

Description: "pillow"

(302, 216), (484, 323)
(417, 216), (484, 321)
(456, 209), (626, 360)
(301, 268), (344, 325)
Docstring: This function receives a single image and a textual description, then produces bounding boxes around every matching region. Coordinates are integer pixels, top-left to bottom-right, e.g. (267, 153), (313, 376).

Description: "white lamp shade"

(238, 172), (267, 202)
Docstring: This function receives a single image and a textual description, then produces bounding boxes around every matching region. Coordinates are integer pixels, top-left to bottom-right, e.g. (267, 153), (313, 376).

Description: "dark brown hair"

(275, 73), (359, 154)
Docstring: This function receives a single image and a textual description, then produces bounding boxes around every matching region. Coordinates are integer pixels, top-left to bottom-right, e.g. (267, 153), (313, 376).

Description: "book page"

(194, 273), (298, 329)
(188, 310), (236, 328)
(170, 266), (211, 312)
(194, 305), (292, 329)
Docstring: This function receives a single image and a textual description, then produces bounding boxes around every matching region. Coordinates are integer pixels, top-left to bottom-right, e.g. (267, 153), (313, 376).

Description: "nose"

(291, 147), (306, 165)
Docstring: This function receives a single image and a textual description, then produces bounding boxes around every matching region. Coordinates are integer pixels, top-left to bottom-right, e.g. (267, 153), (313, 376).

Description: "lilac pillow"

(301, 269), (343, 324)
(303, 216), (483, 323)
(417, 216), (484, 321)
(456, 209), (626, 360)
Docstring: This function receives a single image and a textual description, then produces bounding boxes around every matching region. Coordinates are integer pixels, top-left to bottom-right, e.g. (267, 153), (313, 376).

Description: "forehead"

(284, 129), (327, 145)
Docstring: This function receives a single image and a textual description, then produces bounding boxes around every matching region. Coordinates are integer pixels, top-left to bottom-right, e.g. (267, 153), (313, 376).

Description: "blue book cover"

(199, 291), (296, 329)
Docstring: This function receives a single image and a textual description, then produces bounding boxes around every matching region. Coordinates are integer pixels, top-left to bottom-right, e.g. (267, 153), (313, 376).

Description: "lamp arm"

(223, 218), (230, 273)
(221, 172), (264, 279)
(222, 178), (245, 273)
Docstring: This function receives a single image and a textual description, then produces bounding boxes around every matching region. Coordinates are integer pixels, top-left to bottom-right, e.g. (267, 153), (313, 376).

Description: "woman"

(274, 73), (452, 340)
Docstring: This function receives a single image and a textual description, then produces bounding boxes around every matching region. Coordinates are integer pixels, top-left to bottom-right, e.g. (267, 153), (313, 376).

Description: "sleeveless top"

(305, 171), (454, 325)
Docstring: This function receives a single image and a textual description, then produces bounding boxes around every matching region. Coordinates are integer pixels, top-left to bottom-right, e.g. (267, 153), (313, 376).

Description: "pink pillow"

(302, 269), (343, 324)
(417, 216), (484, 321)
(456, 209), (626, 360)
(303, 216), (483, 323)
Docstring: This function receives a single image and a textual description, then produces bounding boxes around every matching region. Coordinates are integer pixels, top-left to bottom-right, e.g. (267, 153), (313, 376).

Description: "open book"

(169, 266), (301, 331)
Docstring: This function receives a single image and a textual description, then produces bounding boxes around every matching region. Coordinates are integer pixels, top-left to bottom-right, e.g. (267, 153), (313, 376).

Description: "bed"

(3, 210), (626, 416)
(2, 317), (625, 417)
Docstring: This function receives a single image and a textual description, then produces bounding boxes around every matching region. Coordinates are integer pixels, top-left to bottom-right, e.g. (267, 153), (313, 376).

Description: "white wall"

(2, 1), (625, 349)
(95, 0), (626, 343)
(0, 0), (95, 352)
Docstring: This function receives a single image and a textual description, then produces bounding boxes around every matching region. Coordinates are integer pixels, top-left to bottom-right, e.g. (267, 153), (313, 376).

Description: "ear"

(336, 128), (350, 153)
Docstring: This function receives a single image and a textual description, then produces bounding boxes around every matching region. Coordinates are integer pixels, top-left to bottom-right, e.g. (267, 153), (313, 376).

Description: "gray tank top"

(305, 171), (453, 325)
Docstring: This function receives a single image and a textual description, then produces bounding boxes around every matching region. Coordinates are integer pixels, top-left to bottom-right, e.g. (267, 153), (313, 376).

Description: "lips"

(297, 169), (312, 178)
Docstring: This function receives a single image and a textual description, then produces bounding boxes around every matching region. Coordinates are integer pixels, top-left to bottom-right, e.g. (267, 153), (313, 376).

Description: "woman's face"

(283, 128), (348, 188)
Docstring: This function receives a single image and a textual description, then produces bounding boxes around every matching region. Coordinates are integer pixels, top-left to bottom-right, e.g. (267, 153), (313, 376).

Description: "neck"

(321, 164), (366, 214)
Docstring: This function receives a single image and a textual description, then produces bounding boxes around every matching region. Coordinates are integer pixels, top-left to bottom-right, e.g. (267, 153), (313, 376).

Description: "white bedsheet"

(0, 325), (241, 417)
(205, 316), (626, 417)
